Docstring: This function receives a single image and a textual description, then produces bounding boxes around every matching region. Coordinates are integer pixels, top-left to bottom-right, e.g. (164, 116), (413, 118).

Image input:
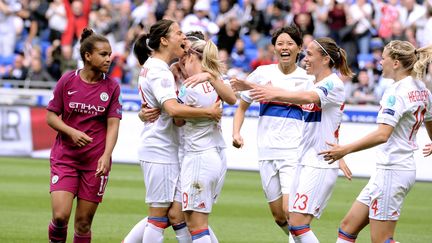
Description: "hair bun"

(80, 28), (94, 43)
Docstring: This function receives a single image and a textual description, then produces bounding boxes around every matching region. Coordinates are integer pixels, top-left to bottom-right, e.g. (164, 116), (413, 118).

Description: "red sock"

(73, 231), (91, 243)
(48, 220), (68, 242)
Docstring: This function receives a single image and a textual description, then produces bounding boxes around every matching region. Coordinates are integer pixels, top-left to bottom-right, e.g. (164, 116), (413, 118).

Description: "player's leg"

(369, 220), (397, 243)
(49, 191), (74, 243)
(259, 160), (290, 234)
(48, 162), (78, 243)
(73, 199), (98, 243)
(122, 217), (148, 243)
(184, 211), (211, 243)
(289, 166), (338, 243)
(336, 201), (369, 243)
(169, 200), (191, 243)
(367, 169), (415, 243)
(140, 161), (179, 243)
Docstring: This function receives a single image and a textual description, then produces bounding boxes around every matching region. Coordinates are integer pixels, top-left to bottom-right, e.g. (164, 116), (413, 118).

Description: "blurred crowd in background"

(1, 0), (432, 105)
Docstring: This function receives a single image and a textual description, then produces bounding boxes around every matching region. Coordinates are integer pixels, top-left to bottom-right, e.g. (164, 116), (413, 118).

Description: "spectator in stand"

(0, 0), (21, 57)
(181, 0), (219, 38)
(348, 0), (374, 54)
(46, 0), (67, 42)
(61, 0), (92, 47)
(250, 44), (276, 71)
(423, 0), (432, 46)
(398, 0), (427, 47)
(311, 0), (330, 38)
(351, 69), (377, 105)
(327, 0), (348, 45)
(216, 16), (241, 54)
(231, 38), (252, 73)
(377, 0), (400, 43)
(3, 52), (28, 81)
(26, 57), (55, 83)
(25, 0), (49, 47)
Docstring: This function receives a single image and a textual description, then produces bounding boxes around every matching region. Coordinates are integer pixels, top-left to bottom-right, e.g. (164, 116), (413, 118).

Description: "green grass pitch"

(1, 156), (431, 242)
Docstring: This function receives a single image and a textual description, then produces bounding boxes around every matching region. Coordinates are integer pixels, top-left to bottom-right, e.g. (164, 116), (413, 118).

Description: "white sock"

(172, 222), (192, 243)
(336, 227), (357, 243)
(123, 217), (147, 243)
(289, 225), (319, 243)
(208, 226), (219, 243)
(142, 218), (167, 243)
(191, 228), (211, 243)
(289, 232), (295, 243)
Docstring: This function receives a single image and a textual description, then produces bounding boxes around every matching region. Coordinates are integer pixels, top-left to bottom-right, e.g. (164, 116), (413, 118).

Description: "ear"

(84, 51), (91, 63)
(160, 36), (169, 47)
(393, 59), (400, 70)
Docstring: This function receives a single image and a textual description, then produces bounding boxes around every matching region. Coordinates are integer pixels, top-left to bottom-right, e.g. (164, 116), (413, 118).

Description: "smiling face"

(164, 22), (187, 60)
(274, 33), (301, 68)
(303, 41), (328, 76)
(86, 41), (112, 73)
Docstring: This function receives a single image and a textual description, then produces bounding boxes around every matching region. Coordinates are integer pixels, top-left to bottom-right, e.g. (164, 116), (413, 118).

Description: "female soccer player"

(231, 25), (314, 241)
(132, 19), (221, 243)
(319, 41), (432, 243)
(176, 39), (236, 242)
(232, 37), (353, 242)
(46, 28), (122, 243)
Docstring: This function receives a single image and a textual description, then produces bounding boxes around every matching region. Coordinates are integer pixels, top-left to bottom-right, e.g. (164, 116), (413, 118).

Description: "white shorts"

(140, 161), (180, 206)
(356, 169), (415, 221)
(289, 165), (338, 219)
(181, 148), (227, 213)
(259, 155), (297, 202)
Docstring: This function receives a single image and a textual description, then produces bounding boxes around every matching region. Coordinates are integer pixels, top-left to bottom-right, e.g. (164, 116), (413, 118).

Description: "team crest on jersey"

(178, 85), (186, 98)
(387, 95), (396, 107)
(100, 92), (109, 102)
(324, 80), (334, 90)
(51, 175), (59, 184)
(161, 78), (173, 88)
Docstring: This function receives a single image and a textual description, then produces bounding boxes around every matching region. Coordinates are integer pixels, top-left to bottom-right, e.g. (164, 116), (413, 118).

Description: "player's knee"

(52, 214), (70, 226)
(74, 219), (92, 235)
(167, 207), (184, 224)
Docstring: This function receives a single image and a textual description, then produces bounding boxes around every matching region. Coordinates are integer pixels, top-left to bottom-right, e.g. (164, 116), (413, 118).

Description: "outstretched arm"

(250, 85), (320, 105)
(319, 123), (394, 163)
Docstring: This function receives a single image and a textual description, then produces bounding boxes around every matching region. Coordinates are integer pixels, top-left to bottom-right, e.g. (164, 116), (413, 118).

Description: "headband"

(314, 40), (335, 63)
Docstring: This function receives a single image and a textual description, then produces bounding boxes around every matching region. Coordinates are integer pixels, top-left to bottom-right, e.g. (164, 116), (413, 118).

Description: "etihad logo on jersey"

(69, 102), (106, 115)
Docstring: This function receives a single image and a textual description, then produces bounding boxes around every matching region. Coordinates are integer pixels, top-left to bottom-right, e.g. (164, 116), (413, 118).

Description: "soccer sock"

(73, 231), (91, 243)
(191, 228), (211, 243)
(122, 217), (148, 243)
(172, 221), (191, 243)
(276, 221), (295, 243)
(48, 220), (68, 243)
(384, 237), (397, 243)
(289, 224), (319, 243)
(142, 217), (169, 243)
(336, 227), (357, 243)
(208, 226), (219, 243)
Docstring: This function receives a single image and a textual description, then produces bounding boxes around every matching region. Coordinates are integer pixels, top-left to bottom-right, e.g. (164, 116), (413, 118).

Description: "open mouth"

(281, 52), (291, 58)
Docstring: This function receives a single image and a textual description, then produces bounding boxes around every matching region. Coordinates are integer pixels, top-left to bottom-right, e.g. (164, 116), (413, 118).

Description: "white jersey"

(240, 64), (314, 160)
(375, 76), (432, 170)
(177, 80), (226, 152)
(137, 57), (179, 164)
(299, 73), (345, 168)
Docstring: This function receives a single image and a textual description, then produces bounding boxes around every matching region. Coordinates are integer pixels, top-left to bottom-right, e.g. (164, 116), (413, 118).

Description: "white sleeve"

(376, 89), (403, 127)
(315, 79), (345, 108)
(150, 69), (178, 105)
